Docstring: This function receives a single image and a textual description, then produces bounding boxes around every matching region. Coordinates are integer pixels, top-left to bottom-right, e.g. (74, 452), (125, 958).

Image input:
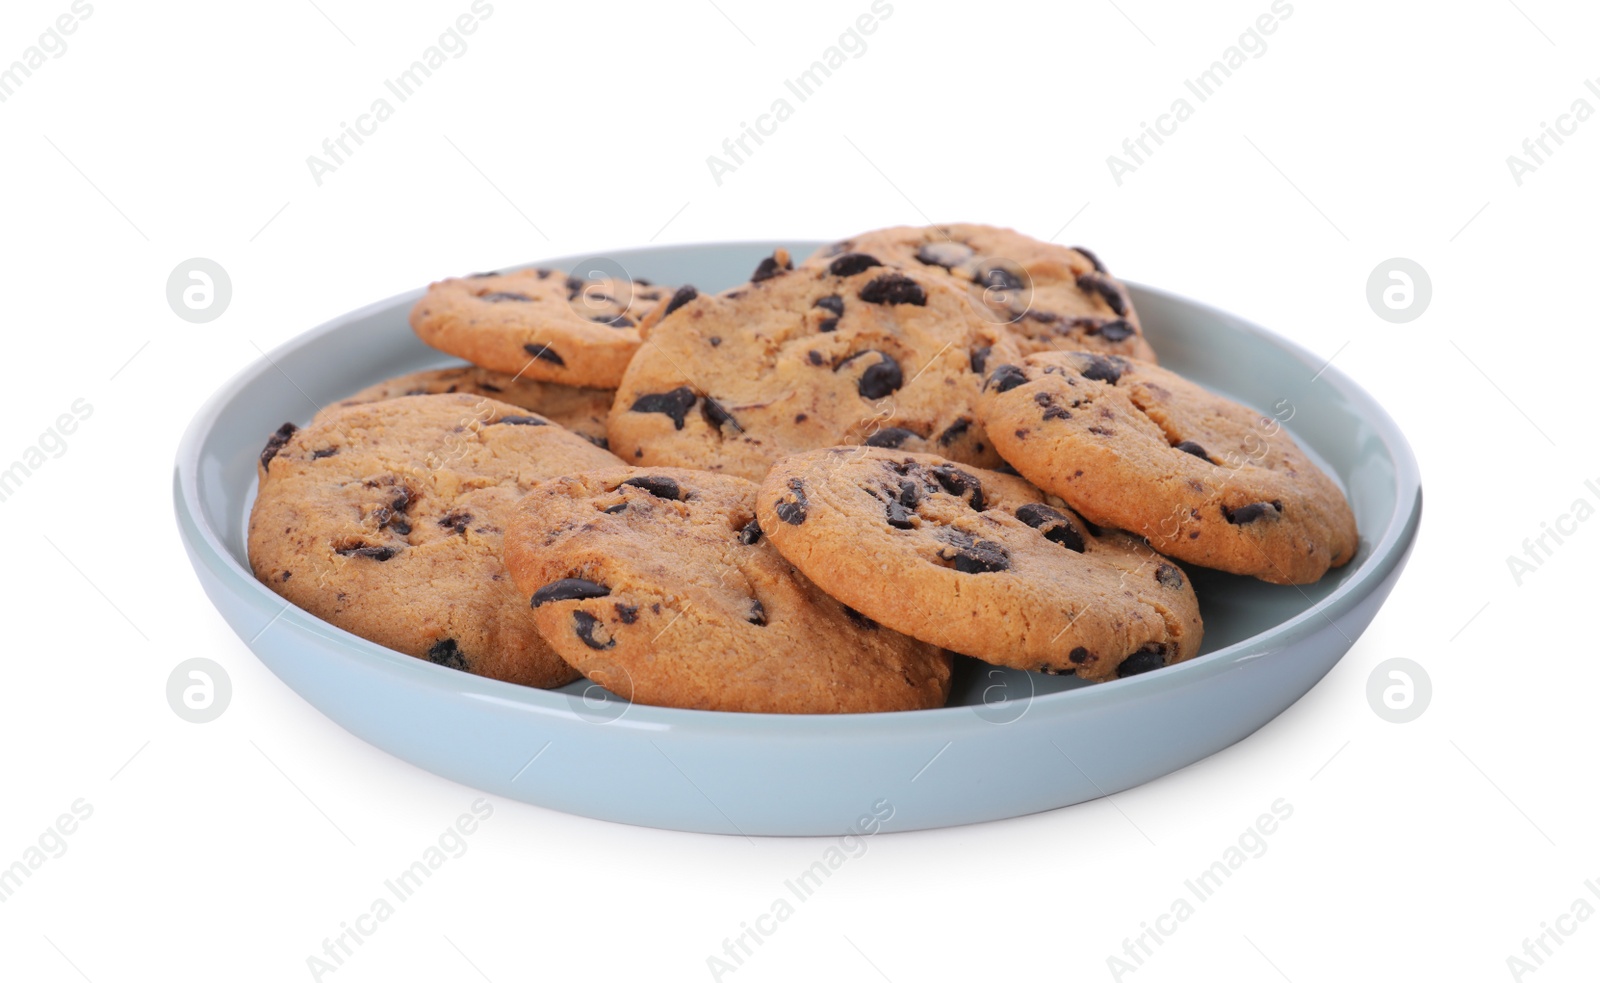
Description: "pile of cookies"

(247, 224), (1358, 714)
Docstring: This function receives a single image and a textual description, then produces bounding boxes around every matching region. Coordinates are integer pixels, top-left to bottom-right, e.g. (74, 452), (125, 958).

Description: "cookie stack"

(247, 224), (1358, 714)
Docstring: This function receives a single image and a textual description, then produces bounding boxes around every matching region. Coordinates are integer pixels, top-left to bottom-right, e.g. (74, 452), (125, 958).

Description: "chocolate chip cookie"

(248, 393), (622, 687)
(607, 249), (1022, 480)
(803, 224), (1157, 362)
(328, 364), (614, 447)
(409, 267), (673, 388)
(979, 352), (1358, 584)
(501, 466), (954, 712)
(754, 448), (1203, 682)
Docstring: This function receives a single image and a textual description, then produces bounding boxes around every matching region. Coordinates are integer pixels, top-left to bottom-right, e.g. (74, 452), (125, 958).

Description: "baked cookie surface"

(328, 364), (614, 447)
(979, 352), (1358, 584)
(409, 267), (673, 388)
(248, 393), (622, 687)
(803, 223), (1157, 362)
(754, 448), (1203, 682)
(608, 249), (1022, 480)
(502, 466), (954, 713)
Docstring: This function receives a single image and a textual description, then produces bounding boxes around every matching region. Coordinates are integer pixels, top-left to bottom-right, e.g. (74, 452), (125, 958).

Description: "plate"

(174, 241), (1421, 835)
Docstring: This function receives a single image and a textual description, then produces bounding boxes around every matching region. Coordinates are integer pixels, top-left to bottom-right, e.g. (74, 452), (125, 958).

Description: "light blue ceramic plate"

(174, 242), (1421, 835)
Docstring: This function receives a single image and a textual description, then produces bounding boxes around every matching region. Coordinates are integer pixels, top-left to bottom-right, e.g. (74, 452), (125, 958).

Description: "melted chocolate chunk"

(663, 285), (698, 317)
(938, 531), (1010, 573)
(739, 518), (763, 545)
(938, 418), (971, 445)
(1073, 246), (1107, 273)
(978, 266), (1024, 292)
(987, 365), (1027, 393)
(1015, 503), (1085, 552)
(814, 294), (845, 315)
(630, 386), (697, 429)
(603, 502), (628, 514)
(335, 544), (397, 561)
(775, 478), (808, 525)
(1156, 563), (1185, 589)
(427, 639), (468, 670)
(532, 578), (612, 607)
(1094, 319), (1134, 342)
(1076, 272), (1128, 316)
(621, 475), (683, 501)
(310, 447), (339, 460)
(931, 464), (985, 511)
(841, 605), (879, 630)
(865, 427), (917, 449)
(818, 317), (840, 333)
(1068, 647), (1092, 665)
(852, 351), (904, 400)
(260, 423), (298, 469)
(572, 611), (614, 649)
(1077, 355), (1123, 384)
(1223, 501), (1283, 525)
(751, 251), (792, 282)
(591, 312), (635, 328)
(523, 344), (566, 366)
(1174, 440), (1210, 462)
(828, 253), (883, 277)
(808, 350), (826, 367)
(970, 346), (992, 375)
(1117, 645), (1167, 677)
(701, 397), (739, 433)
(615, 603), (639, 624)
(481, 291), (533, 303)
(858, 273), (927, 306)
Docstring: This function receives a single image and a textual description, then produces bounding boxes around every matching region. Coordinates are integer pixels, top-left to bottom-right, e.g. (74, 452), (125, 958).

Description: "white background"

(2, 0), (1598, 980)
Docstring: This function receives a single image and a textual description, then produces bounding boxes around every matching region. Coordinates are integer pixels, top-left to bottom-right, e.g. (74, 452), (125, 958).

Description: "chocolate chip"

(858, 273), (927, 306)
(751, 251), (792, 282)
(938, 531), (1010, 573)
(494, 415), (548, 426)
(914, 241), (974, 269)
(621, 475), (683, 500)
(931, 465), (986, 511)
(841, 605), (879, 630)
(1223, 501), (1283, 525)
(1076, 273), (1128, 316)
(1073, 246), (1107, 273)
(260, 423), (298, 469)
(970, 346), (992, 375)
(469, 270), (501, 279)
(482, 291), (533, 303)
(739, 519), (763, 545)
(1087, 425), (1113, 436)
(895, 480), (921, 508)
(532, 578), (612, 607)
(1094, 319), (1134, 342)
(987, 365), (1027, 393)
(886, 499), (914, 529)
(603, 503), (628, 514)
(523, 344), (566, 366)
(1156, 564), (1185, 589)
(335, 544), (398, 561)
(615, 603), (639, 624)
(439, 511), (471, 534)
(852, 351), (903, 400)
(747, 599), (768, 626)
(978, 266), (1023, 292)
(572, 611), (614, 649)
(1015, 503), (1085, 552)
(938, 418), (971, 445)
(1174, 440), (1210, 462)
(775, 478), (808, 525)
(1043, 407), (1071, 422)
(427, 639), (468, 670)
(663, 285), (698, 317)
(564, 275), (585, 297)
(701, 397), (739, 434)
(814, 294), (845, 315)
(865, 427), (917, 449)
(591, 312), (635, 328)
(994, 461), (1021, 476)
(311, 447), (338, 460)
(818, 317), (839, 333)
(808, 351), (826, 367)
(1077, 355), (1123, 384)
(1069, 646), (1091, 664)
(828, 253), (883, 277)
(1117, 645), (1167, 678)
(630, 386), (697, 429)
